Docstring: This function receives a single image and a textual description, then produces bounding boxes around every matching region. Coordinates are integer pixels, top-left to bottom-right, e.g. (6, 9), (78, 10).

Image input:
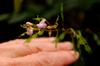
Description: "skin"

(0, 37), (79, 66)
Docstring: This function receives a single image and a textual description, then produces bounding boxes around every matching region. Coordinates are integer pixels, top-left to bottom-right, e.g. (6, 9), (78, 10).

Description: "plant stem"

(55, 29), (59, 48)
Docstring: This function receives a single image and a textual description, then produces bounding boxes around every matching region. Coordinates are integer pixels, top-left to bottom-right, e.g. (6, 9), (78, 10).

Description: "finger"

(0, 37), (73, 51)
(28, 41), (73, 51)
(0, 37), (55, 46)
(0, 39), (25, 46)
(26, 37), (73, 51)
(0, 41), (73, 57)
(0, 38), (74, 57)
(13, 41), (74, 57)
(10, 51), (79, 66)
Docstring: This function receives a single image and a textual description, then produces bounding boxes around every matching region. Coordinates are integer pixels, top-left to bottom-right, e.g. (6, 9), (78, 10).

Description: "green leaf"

(93, 33), (100, 46)
(14, 0), (23, 13)
(25, 33), (38, 43)
(32, 18), (42, 21)
(25, 30), (44, 43)
(0, 14), (9, 21)
(58, 32), (66, 41)
(8, 12), (29, 24)
(76, 30), (92, 54)
(25, 37), (33, 43)
(31, 33), (38, 38)
(38, 30), (44, 36)
(84, 44), (92, 54)
(19, 32), (26, 37)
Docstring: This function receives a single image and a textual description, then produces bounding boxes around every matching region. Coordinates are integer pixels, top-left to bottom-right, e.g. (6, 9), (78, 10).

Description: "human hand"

(0, 37), (79, 66)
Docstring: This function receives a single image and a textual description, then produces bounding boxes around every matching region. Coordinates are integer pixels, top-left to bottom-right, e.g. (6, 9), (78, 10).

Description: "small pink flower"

(36, 23), (47, 29)
(36, 18), (47, 29)
(26, 27), (33, 36)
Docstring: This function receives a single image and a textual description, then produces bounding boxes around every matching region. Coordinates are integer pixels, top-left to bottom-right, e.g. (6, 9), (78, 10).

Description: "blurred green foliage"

(0, 0), (100, 24)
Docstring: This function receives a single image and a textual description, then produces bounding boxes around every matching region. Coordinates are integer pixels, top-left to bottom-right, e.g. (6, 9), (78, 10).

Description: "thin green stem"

(60, 2), (64, 29)
(55, 29), (59, 48)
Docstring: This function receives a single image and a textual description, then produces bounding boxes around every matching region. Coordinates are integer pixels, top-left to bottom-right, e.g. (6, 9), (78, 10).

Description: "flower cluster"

(20, 18), (58, 37)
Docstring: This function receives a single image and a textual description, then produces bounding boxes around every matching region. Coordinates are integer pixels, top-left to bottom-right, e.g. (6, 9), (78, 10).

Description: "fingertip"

(70, 51), (80, 60)
(48, 51), (80, 66)
(53, 51), (80, 65)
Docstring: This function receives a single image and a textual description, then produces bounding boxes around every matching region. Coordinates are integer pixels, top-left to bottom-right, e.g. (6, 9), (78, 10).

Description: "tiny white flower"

(26, 22), (33, 26)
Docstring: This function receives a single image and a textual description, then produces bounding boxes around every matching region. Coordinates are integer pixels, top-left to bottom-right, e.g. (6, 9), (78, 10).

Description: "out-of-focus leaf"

(38, 30), (44, 36)
(25, 37), (33, 43)
(31, 33), (38, 38)
(41, 3), (60, 19)
(76, 30), (92, 54)
(64, 0), (100, 9)
(0, 14), (9, 21)
(46, 0), (53, 5)
(19, 32), (26, 37)
(25, 30), (44, 43)
(14, 0), (23, 13)
(32, 18), (42, 21)
(58, 32), (66, 41)
(93, 33), (100, 46)
(8, 12), (29, 24)
(78, 0), (99, 9)
(84, 44), (92, 53)
(25, 33), (38, 43)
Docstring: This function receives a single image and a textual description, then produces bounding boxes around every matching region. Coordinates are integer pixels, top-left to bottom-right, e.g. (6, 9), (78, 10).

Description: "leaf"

(38, 30), (44, 36)
(32, 18), (42, 21)
(84, 44), (92, 54)
(46, 0), (53, 5)
(25, 37), (33, 43)
(19, 32), (26, 37)
(93, 33), (100, 46)
(14, 0), (23, 13)
(25, 30), (44, 43)
(0, 14), (9, 21)
(76, 30), (92, 54)
(25, 33), (38, 43)
(8, 12), (29, 24)
(58, 32), (66, 41)
(31, 33), (38, 38)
